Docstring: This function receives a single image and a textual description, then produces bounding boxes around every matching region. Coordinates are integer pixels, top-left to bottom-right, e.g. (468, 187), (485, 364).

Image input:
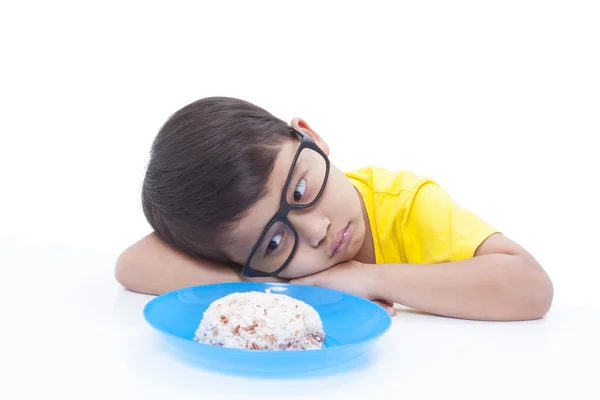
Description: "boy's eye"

(293, 178), (307, 202)
(266, 232), (283, 254)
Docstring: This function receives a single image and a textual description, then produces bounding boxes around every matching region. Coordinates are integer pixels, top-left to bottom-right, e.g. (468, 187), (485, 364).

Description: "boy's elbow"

(519, 263), (554, 320)
(114, 249), (136, 292)
(531, 274), (554, 319)
(114, 246), (153, 295)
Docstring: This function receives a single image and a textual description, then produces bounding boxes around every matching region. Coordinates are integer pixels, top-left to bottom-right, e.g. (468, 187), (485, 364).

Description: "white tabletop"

(1, 237), (598, 400)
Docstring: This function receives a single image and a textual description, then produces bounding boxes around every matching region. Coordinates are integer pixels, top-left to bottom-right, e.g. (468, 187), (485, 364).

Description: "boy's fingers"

(373, 300), (396, 316)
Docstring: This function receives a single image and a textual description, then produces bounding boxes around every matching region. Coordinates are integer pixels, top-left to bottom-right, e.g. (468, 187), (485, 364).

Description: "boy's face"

(224, 118), (368, 279)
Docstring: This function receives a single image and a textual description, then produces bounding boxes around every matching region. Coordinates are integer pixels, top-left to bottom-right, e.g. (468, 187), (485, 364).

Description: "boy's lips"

(330, 224), (351, 257)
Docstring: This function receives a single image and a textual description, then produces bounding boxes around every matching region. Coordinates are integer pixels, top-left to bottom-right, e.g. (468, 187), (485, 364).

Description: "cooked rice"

(193, 289), (325, 351)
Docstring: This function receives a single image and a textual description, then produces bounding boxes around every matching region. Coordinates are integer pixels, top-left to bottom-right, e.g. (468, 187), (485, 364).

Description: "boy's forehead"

(227, 140), (298, 257)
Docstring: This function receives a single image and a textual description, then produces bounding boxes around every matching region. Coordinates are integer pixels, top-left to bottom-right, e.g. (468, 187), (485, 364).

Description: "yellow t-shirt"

(344, 166), (499, 265)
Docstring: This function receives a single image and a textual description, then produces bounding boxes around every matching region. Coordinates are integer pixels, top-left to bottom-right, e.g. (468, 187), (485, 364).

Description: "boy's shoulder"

(343, 165), (434, 197)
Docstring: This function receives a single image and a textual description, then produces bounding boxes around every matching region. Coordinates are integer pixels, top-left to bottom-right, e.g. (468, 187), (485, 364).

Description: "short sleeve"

(401, 182), (499, 264)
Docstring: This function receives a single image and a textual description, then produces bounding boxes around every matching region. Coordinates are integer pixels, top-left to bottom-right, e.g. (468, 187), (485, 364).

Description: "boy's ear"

(291, 117), (330, 156)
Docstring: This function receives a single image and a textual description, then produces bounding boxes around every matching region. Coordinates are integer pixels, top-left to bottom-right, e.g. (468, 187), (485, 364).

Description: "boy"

(115, 97), (553, 321)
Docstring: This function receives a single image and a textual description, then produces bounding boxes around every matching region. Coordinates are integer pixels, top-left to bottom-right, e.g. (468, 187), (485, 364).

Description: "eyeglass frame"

(241, 127), (331, 277)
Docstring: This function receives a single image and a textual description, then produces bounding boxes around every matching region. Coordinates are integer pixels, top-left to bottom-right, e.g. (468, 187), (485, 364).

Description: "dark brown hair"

(141, 97), (293, 265)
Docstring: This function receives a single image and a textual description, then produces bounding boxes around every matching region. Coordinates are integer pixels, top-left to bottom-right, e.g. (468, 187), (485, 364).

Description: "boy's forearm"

(371, 254), (553, 321)
(115, 232), (286, 295)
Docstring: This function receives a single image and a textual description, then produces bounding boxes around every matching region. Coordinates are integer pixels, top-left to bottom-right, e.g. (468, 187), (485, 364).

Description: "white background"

(1, 1), (599, 307)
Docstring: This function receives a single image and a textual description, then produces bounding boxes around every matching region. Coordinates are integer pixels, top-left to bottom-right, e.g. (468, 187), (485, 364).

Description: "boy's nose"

(288, 212), (330, 248)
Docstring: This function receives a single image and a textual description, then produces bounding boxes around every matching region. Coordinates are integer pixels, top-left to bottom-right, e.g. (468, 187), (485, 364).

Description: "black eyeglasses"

(241, 127), (330, 277)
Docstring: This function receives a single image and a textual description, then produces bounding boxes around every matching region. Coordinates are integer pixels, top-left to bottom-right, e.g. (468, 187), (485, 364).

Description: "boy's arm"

(115, 232), (285, 295)
(291, 233), (553, 321)
(371, 233), (553, 320)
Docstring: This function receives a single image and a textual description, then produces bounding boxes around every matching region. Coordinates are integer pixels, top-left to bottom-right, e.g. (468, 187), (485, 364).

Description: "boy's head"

(142, 97), (368, 279)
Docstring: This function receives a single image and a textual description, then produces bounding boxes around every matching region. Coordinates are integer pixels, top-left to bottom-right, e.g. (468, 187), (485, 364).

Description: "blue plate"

(143, 282), (392, 376)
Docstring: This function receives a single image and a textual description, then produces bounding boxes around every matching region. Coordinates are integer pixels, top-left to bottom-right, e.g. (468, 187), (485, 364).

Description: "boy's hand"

(290, 260), (396, 316)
